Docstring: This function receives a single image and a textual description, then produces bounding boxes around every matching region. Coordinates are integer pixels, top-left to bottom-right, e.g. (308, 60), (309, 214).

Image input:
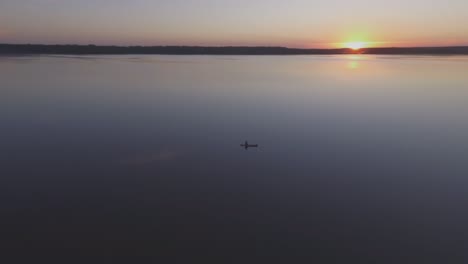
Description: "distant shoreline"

(1, 44), (468, 55)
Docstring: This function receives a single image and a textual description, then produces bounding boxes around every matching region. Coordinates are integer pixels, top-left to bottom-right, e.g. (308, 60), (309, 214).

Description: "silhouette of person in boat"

(240, 141), (258, 150)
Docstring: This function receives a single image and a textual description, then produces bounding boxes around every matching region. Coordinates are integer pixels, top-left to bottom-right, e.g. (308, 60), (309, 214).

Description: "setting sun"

(345, 42), (366, 50)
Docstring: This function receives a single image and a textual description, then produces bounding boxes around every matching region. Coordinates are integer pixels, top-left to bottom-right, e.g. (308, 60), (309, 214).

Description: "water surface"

(2, 55), (468, 262)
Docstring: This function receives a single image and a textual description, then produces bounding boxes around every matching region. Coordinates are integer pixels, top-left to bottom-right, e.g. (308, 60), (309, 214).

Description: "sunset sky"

(1, 0), (467, 48)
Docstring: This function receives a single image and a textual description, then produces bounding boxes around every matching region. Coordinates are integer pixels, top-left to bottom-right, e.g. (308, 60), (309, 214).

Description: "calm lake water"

(2, 55), (468, 262)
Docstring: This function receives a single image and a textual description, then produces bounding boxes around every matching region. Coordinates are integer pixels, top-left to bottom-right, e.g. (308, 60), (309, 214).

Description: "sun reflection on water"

(347, 61), (359, 69)
(346, 55), (362, 70)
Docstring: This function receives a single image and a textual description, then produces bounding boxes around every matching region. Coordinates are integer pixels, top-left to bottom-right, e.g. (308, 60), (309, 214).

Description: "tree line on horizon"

(1, 44), (468, 55)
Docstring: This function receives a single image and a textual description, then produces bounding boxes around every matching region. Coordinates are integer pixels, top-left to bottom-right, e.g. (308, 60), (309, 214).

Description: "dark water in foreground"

(2, 55), (468, 262)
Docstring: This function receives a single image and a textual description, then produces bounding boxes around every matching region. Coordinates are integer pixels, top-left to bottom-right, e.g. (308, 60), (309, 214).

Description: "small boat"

(240, 141), (258, 150)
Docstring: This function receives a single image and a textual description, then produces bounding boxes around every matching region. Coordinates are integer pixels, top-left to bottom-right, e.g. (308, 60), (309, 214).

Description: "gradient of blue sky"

(1, 0), (467, 48)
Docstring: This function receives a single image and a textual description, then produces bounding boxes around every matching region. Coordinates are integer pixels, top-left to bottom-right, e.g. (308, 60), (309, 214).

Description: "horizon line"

(2, 43), (468, 55)
(2, 43), (468, 50)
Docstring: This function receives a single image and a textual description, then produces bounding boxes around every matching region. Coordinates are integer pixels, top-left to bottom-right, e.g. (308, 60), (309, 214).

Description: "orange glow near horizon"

(345, 42), (366, 50)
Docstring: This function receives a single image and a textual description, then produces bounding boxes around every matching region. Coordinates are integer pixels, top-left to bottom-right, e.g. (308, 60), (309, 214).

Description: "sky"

(1, 0), (467, 48)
